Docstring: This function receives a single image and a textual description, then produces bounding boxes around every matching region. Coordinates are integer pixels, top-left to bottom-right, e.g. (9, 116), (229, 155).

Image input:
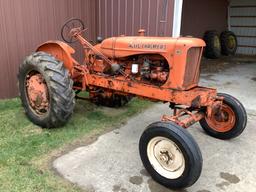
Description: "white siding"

(230, 0), (256, 6)
(237, 37), (256, 46)
(230, 7), (256, 16)
(230, 18), (256, 26)
(229, 0), (256, 55)
(232, 27), (256, 36)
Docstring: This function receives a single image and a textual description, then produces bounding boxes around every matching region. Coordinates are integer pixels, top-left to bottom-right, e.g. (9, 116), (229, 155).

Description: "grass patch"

(0, 97), (152, 192)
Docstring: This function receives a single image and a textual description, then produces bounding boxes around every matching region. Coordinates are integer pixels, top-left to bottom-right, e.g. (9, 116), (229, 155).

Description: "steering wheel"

(61, 18), (85, 43)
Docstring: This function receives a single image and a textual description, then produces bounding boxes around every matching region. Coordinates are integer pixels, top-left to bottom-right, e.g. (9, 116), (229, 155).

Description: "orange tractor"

(18, 19), (247, 189)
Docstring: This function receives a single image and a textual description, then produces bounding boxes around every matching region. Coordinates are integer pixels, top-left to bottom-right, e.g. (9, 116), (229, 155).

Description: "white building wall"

(229, 0), (256, 55)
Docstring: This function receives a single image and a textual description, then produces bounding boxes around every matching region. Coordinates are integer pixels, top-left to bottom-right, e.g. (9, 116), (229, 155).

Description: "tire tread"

(18, 51), (75, 128)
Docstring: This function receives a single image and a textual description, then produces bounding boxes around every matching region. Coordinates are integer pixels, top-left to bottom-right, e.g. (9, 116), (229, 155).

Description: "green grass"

(0, 97), (151, 192)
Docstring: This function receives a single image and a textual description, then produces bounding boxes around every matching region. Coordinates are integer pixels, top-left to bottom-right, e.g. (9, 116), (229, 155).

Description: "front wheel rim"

(205, 104), (236, 132)
(147, 136), (185, 179)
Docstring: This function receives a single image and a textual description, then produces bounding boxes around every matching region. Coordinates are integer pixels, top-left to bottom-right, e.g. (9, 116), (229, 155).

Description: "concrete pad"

(53, 63), (256, 192)
(200, 63), (256, 113)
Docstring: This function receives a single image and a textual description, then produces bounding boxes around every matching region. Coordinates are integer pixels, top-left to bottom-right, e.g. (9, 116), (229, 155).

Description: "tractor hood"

(97, 36), (205, 58)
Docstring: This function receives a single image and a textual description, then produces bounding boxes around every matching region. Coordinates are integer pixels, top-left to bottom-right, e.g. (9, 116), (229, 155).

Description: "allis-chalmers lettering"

(128, 43), (167, 50)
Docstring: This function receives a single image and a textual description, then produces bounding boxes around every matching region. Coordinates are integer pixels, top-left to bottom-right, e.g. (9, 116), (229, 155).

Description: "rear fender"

(36, 41), (76, 73)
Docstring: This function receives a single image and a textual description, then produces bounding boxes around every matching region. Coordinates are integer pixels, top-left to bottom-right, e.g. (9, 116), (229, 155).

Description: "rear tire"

(203, 30), (221, 59)
(18, 52), (75, 128)
(200, 93), (247, 140)
(139, 122), (202, 189)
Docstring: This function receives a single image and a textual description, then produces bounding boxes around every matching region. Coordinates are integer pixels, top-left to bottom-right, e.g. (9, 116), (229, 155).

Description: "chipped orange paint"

(37, 41), (75, 73)
(205, 103), (236, 132)
(26, 73), (49, 115)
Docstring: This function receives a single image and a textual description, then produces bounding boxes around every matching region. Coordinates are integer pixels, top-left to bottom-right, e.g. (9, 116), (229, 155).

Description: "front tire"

(139, 122), (202, 189)
(18, 52), (75, 128)
(200, 93), (247, 140)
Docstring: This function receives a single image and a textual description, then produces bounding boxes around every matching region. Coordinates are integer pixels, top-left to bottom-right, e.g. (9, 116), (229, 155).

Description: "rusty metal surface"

(97, 0), (175, 38)
(0, 0), (97, 99)
(181, 0), (229, 38)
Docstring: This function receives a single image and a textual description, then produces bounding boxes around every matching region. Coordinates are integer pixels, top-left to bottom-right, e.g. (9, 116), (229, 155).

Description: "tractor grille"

(183, 47), (202, 88)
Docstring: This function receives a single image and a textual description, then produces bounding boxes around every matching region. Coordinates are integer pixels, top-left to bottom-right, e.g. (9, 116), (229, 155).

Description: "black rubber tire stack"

(203, 30), (221, 59)
(18, 52), (75, 128)
(220, 31), (238, 55)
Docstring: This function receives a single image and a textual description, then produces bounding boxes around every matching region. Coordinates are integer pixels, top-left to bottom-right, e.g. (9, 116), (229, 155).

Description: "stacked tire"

(203, 31), (221, 59)
(220, 31), (237, 56)
(203, 30), (237, 59)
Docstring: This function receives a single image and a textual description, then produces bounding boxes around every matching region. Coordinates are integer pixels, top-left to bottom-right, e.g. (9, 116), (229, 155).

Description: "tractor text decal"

(128, 43), (167, 50)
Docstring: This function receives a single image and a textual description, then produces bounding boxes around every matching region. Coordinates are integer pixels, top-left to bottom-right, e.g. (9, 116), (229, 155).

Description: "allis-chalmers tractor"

(18, 19), (247, 189)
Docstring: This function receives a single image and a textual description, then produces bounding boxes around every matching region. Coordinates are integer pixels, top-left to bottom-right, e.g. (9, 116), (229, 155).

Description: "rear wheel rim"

(214, 36), (221, 49)
(147, 136), (185, 179)
(205, 104), (236, 132)
(25, 71), (49, 116)
(227, 36), (236, 50)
